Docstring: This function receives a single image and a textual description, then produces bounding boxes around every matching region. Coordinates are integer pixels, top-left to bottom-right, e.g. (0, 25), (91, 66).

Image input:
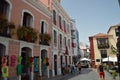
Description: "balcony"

(71, 34), (75, 39)
(17, 26), (38, 43)
(71, 29), (75, 32)
(39, 33), (51, 46)
(72, 43), (76, 47)
(97, 44), (109, 49)
(0, 15), (15, 38)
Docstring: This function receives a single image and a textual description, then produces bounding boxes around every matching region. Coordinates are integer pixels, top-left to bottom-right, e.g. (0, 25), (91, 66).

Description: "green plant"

(39, 33), (51, 45)
(17, 26), (38, 42)
(0, 15), (8, 34)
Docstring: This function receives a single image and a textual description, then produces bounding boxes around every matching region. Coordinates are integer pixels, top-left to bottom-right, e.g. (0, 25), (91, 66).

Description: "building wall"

(0, 0), (52, 80)
(0, 0), (75, 79)
(51, 0), (73, 76)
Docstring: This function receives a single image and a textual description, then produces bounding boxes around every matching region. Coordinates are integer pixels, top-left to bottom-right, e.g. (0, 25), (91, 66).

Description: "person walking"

(62, 62), (65, 75)
(77, 62), (81, 74)
(70, 62), (75, 74)
(98, 63), (105, 80)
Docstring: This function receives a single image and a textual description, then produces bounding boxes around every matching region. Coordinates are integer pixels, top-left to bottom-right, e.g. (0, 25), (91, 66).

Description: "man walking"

(62, 62), (65, 75)
(77, 62), (81, 74)
(98, 63), (105, 80)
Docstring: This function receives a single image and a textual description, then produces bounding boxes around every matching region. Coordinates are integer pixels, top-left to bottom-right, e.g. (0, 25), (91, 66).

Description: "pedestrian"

(62, 62), (65, 75)
(71, 62), (75, 74)
(77, 62), (81, 73)
(98, 63), (105, 80)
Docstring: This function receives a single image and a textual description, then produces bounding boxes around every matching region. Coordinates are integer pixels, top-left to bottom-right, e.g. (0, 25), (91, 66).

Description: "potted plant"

(39, 33), (51, 45)
(17, 26), (38, 43)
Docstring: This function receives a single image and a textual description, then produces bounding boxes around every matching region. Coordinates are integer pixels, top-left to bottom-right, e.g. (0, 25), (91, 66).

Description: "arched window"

(63, 20), (66, 33)
(63, 37), (66, 47)
(23, 12), (33, 27)
(59, 16), (62, 28)
(53, 10), (56, 25)
(54, 30), (57, 47)
(0, 0), (10, 18)
(59, 34), (62, 49)
(41, 21), (48, 34)
(68, 39), (70, 49)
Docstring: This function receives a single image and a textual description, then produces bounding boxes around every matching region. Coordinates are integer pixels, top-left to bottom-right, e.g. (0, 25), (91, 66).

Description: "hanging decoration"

(28, 57), (34, 72)
(17, 56), (22, 75)
(1, 56), (7, 67)
(18, 56), (22, 64)
(10, 55), (16, 67)
(34, 56), (39, 73)
(46, 57), (49, 66)
(1, 66), (8, 78)
(43, 58), (46, 65)
(1, 56), (9, 78)
(17, 64), (22, 75)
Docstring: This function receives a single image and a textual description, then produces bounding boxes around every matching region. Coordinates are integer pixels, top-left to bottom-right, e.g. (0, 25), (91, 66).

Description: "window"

(96, 59), (100, 62)
(53, 10), (56, 25)
(0, 1), (10, 18)
(23, 12), (33, 27)
(100, 50), (107, 58)
(64, 37), (66, 47)
(41, 21), (48, 34)
(68, 39), (70, 49)
(63, 20), (66, 32)
(97, 38), (109, 49)
(60, 34), (62, 48)
(59, 16), (62, 29)
(54, 30), (57, 47)
(67, 24), (70, 34)
(115, 28), (119, 36)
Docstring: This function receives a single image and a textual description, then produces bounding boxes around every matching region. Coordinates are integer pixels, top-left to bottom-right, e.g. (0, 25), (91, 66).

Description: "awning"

(80, 58), (91, 61)
(102, 56), (117, 62)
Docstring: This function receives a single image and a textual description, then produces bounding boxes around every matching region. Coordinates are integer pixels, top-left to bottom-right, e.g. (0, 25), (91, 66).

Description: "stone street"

(48, 68), (114, 80)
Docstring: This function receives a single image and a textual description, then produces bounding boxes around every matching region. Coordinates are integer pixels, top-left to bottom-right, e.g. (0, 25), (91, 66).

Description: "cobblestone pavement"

(46, 68), (114, 80)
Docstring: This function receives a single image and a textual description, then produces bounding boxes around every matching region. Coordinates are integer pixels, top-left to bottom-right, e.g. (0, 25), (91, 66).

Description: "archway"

(41, 49), (47, 77)
(21, 47), (32, 80)
(60, 56), (63, 74)
(54, 55), (57, 75)
(0, 43), (6, 79)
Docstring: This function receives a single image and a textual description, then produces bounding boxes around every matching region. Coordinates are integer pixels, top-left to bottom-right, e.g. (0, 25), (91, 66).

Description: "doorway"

(41, 49), (47, 77)
(60, 56), (63, 73)
(21, 47), (32, 80)
(54, 55), (57, 75)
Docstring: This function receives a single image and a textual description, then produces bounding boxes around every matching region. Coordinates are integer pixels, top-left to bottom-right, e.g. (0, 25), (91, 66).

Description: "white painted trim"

(19, 41), (34, 80)
(22, 0), (51, 18)
(21, 10), (34, 28)
(40, 20), (49, 33)
(0, 37), (9, 55)
(5, 0), (12, 22)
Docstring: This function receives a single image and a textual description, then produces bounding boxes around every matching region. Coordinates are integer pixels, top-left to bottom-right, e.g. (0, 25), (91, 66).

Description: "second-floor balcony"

(39, 33), (51, 46)
(97, 43), (109, 49)
(71, 29), (76, 32)
(72, 42), (76, 48)
(71, 34), (75, 39)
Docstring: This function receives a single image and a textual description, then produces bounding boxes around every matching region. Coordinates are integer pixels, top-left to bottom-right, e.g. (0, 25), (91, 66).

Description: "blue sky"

(61, 0), (120, 45)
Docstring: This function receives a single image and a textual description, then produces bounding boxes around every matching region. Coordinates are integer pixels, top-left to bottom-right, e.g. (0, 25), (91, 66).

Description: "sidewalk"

(46, 69), (80, 80)
(93, 68), (114, 80)
(44, 68), (115, 80)
(48, 72), (79, 80)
